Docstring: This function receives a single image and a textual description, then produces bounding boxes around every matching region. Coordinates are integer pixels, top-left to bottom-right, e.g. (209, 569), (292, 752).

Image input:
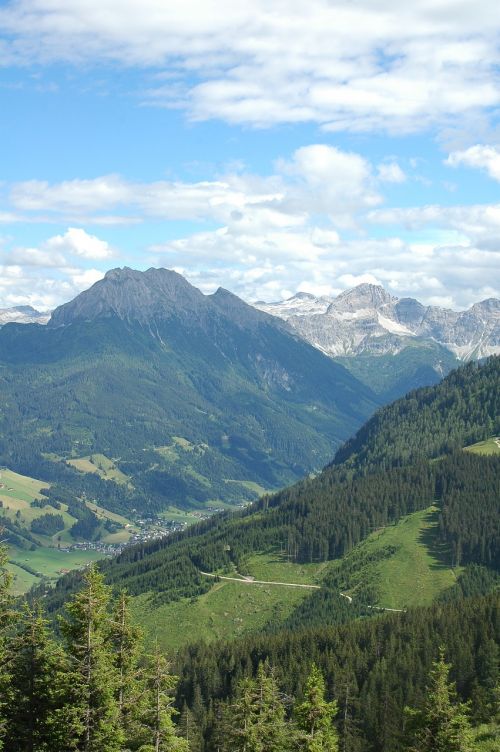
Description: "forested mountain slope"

(21, 356), (499, 751)
(334, 356), (500, 470)
(38, 357), (500, 649)
(0, 267), (377, 511)
(175, 592), (499, 752)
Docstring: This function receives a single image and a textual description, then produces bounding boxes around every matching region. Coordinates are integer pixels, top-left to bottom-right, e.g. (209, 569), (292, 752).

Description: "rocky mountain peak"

(49, 267), (206, 328)
(328, 283), (395, 314)
(0, 305), (50, 326)
(254, 283), (500, 362)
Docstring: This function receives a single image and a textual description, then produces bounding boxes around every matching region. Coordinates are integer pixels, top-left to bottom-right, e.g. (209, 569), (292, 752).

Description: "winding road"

(198, 570), (405, 611)
(198, 570), (320, 590)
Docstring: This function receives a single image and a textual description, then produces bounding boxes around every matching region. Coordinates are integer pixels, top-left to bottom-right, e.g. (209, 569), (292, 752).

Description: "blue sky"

(0, 0), (499, 310)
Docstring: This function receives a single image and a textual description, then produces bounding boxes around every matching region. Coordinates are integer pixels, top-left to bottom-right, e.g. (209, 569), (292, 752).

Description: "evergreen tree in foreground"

(60, 565), (123, 752)
(217, 661), (289, 752)
(110, 591), (144, 747)
(294, 664), (339, 752)
(0, 539), (13, 751)
(136, 644), (188, 752)
(5, 602), (77, 752)
(405, 648), (475, 752)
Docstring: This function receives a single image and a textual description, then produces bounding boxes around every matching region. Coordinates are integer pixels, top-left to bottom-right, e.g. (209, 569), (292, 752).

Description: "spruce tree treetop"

(405, 648), (475, 752)
(294, 664), (339, 752)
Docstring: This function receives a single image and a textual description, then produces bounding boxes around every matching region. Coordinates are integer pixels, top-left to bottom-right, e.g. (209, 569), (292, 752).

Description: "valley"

(0, 464), (199, 593)
(0, 276), (498, 750)
(2, 4), (500, 748)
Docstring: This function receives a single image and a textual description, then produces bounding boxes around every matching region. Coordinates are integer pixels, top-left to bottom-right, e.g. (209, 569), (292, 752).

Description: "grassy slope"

(67, 453), (131, 485)
(8, 547), (104, 595)
(132, 552), (326, 652)
(131, 505), (457, 650)
(336, 506), (460, 609)
(464, 437), (500, 456)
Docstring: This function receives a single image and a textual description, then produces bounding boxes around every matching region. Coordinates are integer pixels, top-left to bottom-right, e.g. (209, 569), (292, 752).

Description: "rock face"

(49, 267), (208, 328)
(0, 305), (50, 326)
(255, 284), (500, 361)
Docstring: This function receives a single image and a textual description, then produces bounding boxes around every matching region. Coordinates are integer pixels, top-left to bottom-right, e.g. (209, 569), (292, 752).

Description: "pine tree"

(405, 648), (475, 752)
(179, 701), (203, 752)
(110, 591), (144, 746)
(294, 664), (339, 751)
(59, 565), (123, 752)
(4, 602), (78, 752)
(0, 539), (13, 751)
(217, 661), (289, 752)
(136, 644), (188, 752)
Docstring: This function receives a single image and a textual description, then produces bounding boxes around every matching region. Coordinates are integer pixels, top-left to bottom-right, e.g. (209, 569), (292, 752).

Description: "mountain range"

(256, 284), (500, 399)
(11, 277), (499, 402)
(255, 283), (500, 360)
(5, 271), (499, 752)
(0, 267), (377, 511)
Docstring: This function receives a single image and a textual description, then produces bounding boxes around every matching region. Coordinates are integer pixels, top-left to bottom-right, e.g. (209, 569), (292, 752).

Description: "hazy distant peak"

(0, 305), (50, 326)
(253, 282), (500, 361)
(329, 283), (396, 313)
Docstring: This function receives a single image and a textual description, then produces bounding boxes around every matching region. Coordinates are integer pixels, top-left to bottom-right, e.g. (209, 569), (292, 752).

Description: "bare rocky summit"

(255, 283), (500, 361)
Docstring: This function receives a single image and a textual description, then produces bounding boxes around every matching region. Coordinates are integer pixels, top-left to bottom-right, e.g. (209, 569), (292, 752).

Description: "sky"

(0, 0), (500, 311)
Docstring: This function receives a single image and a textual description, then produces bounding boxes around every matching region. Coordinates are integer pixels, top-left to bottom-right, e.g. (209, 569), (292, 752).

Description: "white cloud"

(0, 228), (112, 308)
(446, 144), (500, 181)
(8, 146), (379, 229)
(1, 1), (500, 132)
(1, 144), (500, 309)
(5, 228), (114, 269)
(45, 227), (114, 259)
(0, 264), (105, 310)
(150, 220), (500, 309)
(368, 202), (500, 251)
(377, 162), (407, 183)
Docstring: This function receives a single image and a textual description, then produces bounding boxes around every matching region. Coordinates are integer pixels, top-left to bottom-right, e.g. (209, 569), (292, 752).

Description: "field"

(0, 468), (47, 504)
(67, 453), (131, 485)
(464, 437), (500, 456)
(159, 507), (204, 525)
(223, 479), (269, 496)
(7, 546), (104, 594)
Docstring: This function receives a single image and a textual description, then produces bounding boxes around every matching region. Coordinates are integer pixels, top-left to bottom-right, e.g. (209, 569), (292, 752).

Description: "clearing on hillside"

(464, 437), (500, 456)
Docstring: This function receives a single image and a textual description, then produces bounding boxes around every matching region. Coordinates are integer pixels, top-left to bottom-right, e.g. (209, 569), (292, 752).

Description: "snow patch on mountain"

(254, 284), (500, 361)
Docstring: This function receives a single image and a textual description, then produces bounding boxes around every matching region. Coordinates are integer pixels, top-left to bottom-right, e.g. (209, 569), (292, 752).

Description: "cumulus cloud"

(45, 227), (114, 259)
(5, 228), (114, 268)
(8, 145), (380, 229)
(368, 203), (500, 251)
(0, 228), (113, 308)
(377, 162), (407, 183)
(446, 144), (500, 181)
(150, 220), (500, 309)
(1, 1), (499, 133)
(0, 264), (105, 310)
(1, 145), (500, 310)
